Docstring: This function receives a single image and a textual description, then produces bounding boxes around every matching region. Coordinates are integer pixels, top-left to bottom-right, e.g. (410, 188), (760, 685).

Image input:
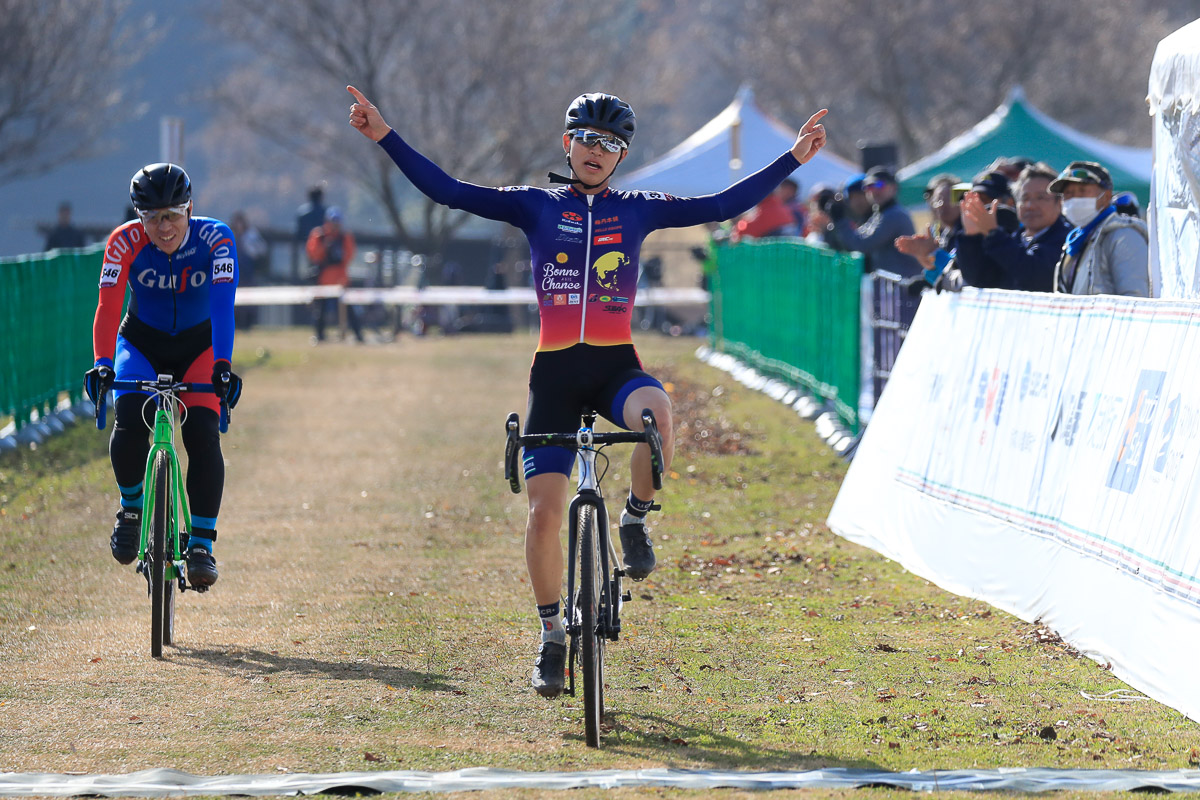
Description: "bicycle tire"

(579, 502), (605, 747)
(149, 450), (170, 659)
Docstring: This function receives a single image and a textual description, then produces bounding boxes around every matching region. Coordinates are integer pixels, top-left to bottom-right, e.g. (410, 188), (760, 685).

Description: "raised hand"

(347, 85), (391, 142)
(791, 109), (829, 165)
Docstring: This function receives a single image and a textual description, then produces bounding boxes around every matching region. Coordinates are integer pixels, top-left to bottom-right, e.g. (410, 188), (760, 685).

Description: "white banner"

(828, 289), (1200, 722)
(234, 285), (709, 307)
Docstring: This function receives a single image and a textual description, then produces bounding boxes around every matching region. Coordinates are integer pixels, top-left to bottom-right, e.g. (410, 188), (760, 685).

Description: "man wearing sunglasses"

(348, 84), (829, 697)
(825, 166), (921, 277)
(83, 163), (243, 589)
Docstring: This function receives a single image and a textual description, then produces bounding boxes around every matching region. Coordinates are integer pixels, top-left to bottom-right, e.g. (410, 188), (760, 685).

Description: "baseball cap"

(842, 173), (866, 195)
(969, 170), (1011, 201)
(863, 166), (896, 188)
(325, 206), (344, 222)
(1048, 161), (1112, 194)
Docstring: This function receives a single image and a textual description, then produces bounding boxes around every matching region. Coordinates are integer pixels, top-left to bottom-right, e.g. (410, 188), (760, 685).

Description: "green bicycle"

(95, 375), (229, 658)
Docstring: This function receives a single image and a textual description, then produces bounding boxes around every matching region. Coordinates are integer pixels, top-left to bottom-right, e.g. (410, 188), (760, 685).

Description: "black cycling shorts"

(523, 343), (663, 478)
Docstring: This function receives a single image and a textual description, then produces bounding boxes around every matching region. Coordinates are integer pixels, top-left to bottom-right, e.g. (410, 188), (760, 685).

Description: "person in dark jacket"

(826, 166), (921, 277)
(961, 163), (1071, 292)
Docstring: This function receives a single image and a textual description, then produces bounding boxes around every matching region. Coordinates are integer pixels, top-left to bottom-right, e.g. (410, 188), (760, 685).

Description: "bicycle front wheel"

(149, 450), (170, 659)
(578, 502), (605, 747)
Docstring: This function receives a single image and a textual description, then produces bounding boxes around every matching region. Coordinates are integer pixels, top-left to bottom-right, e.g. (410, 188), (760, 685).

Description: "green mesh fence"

(1, 244), (103, 430)
(710, 239), (863, 431)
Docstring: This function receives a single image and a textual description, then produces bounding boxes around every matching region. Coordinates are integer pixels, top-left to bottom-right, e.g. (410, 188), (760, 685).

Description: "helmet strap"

(548, 152), (620, 191)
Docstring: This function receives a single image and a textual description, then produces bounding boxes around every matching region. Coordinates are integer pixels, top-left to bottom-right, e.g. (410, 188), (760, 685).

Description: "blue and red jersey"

(92, 216), (239, 367)
(377, 130), (799, 352)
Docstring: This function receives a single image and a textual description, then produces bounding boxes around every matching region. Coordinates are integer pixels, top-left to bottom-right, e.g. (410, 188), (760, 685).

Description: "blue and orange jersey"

(92, 216), (239, 366)
(377, 130), (799, 352)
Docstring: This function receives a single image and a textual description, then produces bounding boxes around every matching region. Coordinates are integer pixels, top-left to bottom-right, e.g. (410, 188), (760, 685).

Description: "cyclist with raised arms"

(83, 164), (243, 589)
(348, 85), (828, 697)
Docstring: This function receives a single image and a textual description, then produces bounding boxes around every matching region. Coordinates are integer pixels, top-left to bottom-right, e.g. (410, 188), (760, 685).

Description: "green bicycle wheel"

(149, 450), (170, 659)
(579, 502), (605, 747)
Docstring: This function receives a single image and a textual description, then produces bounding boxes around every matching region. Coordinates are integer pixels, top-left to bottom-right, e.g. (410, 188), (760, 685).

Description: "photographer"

(825, 166), (920, 276)
(306, 206), (364, 343)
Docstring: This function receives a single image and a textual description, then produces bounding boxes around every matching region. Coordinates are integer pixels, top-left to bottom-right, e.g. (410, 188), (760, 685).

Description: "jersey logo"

(593, 233), (622, 246)
(641, 191), (675, 201)
(562, 211), (583, 222)
(213, 257), (235, 284)
(591, 251), (628, 292)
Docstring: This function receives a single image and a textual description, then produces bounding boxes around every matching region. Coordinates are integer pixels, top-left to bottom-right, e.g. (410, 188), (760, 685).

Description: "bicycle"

(504, 407), (664, 747)
(95, 374), (230, 659)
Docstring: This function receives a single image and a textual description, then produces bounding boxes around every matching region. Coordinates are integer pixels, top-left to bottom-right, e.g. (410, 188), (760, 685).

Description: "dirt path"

(1, 329), (607, 773)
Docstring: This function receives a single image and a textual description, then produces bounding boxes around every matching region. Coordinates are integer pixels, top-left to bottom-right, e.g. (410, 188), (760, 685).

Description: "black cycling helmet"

(565, 93), (636, 145)
(129, 163), (192, 211)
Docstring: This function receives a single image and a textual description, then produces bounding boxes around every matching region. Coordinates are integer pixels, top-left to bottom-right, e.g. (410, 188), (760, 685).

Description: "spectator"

(923, 173), (962, 251)
(778, 177), (807, 233)
(733, 180), (801, 239)
(1049, 161), (1150, 297)
(306, 206), (364, 342)
(826, 166), (921, 276)
(950, 170), (1022, 288)
(295, 184), (326, 242)
(803, 184), (836, 246)
(957, 162), (1071, 292)
(230, 211), (268, 330)
(44, 202), (86, 250)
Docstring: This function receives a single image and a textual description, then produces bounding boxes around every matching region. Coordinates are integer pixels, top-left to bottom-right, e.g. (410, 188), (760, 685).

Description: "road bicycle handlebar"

(95, 377), (230, 434)
(504, 409), (665, 494)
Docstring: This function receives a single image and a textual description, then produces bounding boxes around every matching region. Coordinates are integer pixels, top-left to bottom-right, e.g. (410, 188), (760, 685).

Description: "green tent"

(897, 87), (1151, 207)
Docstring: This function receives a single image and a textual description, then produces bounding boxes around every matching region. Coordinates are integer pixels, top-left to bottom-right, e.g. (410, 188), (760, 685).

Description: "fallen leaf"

(364, 752), (383, 762)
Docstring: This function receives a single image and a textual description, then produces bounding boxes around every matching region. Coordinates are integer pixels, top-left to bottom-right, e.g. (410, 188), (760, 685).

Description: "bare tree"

(699, 0), (1193, 165)
(0, 0), (153, 186)
(207, 0), (692, 254)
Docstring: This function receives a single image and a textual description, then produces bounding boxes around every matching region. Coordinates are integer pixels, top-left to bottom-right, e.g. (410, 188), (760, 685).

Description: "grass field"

(1, 329), (1197, 796)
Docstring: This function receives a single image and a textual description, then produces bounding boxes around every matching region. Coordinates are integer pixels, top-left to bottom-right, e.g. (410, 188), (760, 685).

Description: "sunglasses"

(569, 129), (627, 153)
(137, 203), (190, 226)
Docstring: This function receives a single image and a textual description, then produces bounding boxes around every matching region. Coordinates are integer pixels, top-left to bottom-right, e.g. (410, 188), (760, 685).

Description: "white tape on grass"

(3, 767), (1200, 796)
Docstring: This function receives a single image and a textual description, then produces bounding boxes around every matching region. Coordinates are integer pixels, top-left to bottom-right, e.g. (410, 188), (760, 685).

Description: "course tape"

(3, 767), (1200, 796)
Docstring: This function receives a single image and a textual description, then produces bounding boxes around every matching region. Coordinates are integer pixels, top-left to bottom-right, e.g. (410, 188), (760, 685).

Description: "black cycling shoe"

(531, 640), (567, 698)
(110, 508), (141, 565)
(619, 521), (656, 580)
(186, 546), (219, 588)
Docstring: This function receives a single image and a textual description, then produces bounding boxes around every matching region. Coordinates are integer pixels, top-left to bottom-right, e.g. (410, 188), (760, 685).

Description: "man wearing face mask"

(1050, 161), (1149, 297)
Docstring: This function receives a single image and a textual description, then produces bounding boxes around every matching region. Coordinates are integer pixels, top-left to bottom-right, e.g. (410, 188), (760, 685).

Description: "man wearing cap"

(1050, 160), (1149, 297)
(825, 166), (920, 276)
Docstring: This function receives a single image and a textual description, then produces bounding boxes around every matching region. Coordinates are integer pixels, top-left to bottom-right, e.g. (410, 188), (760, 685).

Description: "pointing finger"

(801, 109), (829, 133)
(346, 85), (371, 106)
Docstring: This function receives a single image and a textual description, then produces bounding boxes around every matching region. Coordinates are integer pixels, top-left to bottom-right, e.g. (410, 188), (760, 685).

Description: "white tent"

(1147, 18), (1200, 300)
(616, 85), (858, 197)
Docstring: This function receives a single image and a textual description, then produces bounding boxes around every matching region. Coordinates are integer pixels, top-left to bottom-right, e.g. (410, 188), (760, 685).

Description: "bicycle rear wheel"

(578, 502), (605, 747)
(149, 450), (170, 659)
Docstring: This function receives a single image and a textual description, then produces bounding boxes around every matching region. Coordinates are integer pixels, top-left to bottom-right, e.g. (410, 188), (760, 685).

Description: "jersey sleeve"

(639, 151), (801, 230)
(377, 129), (542, 230)
(206, 221), (239, 363)
(92, 225), (136, 367)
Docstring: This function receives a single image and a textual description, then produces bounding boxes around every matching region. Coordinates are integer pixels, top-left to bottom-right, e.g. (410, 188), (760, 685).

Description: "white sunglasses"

(137, 203), (190, 225)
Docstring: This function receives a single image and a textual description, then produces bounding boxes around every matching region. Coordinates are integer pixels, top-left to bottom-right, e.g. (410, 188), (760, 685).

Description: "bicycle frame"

(136, 383), (193, 584)
(563, 419), (624, 698)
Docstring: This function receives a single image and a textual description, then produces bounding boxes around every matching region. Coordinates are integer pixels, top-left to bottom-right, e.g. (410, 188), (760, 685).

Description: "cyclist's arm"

(639, 151), (801, 229)
(206, 221), (239, 363)
(92, 223), (139, 368)
(376, 130), (539, 229)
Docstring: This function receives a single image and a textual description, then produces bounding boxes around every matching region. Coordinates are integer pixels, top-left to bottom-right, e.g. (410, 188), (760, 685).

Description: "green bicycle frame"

(139, 405), (192, 577)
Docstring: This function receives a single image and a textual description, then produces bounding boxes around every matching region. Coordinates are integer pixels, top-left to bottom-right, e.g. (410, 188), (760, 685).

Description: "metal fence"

(710, 239), (864, 431)
(0, 245), (100, 430)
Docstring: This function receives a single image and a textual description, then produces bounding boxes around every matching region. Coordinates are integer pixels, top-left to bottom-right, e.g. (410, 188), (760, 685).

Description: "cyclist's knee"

(181, 408), (221, 454)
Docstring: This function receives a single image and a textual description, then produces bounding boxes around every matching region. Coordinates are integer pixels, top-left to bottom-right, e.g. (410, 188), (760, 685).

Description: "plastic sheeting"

(1147, 18), (1200, 300)
(827, 289), (1200, 723)
(4, 766), (1200, 796)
